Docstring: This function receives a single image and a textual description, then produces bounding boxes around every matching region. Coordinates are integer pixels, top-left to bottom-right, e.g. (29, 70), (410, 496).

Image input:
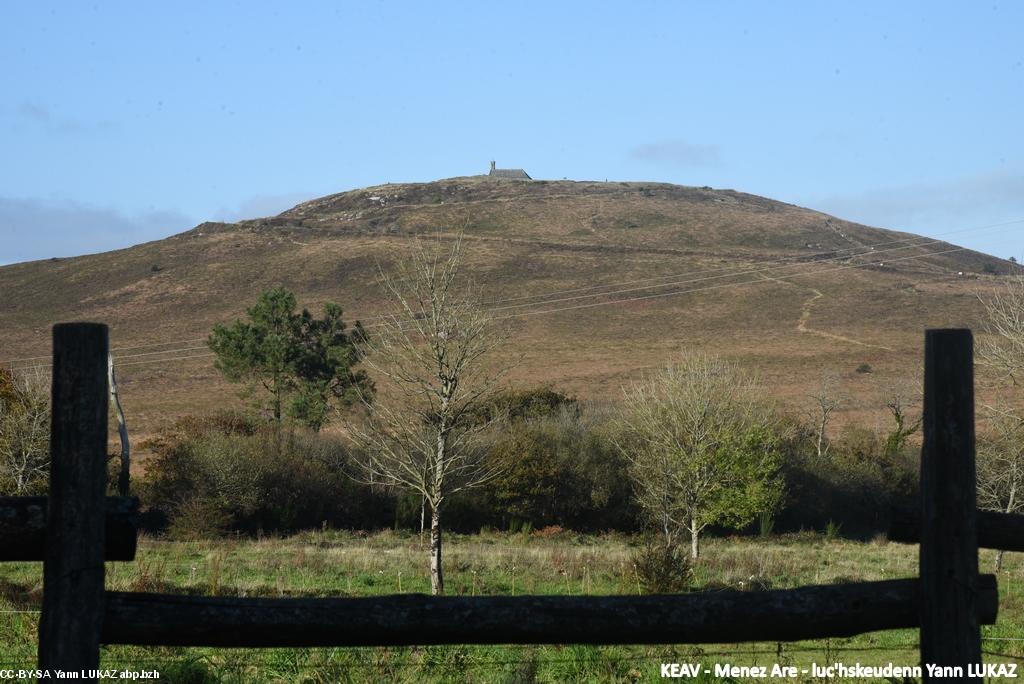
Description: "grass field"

(1, 530), (1022, 682)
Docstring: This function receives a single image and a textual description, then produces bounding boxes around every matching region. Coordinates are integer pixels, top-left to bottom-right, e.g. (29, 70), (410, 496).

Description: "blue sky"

(2, 1), (1022, 265)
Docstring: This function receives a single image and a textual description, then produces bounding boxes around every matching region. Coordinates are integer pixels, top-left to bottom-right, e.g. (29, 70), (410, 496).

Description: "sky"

(2, 1), (1023, 265)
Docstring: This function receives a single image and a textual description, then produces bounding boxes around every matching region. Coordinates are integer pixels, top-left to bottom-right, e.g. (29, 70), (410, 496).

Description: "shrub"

(533, 525), (567, 539)
(778, 423), (918, 537)
(630, 537), (693, 594)
(482, 403), (635, 532)
(473, 387), (577, 424)
(166, 497), (232, 541)
(140, 412), (393, 535)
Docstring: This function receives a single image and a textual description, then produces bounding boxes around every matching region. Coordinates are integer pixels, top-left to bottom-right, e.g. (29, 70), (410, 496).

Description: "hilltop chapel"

(488, 161), (531, 180)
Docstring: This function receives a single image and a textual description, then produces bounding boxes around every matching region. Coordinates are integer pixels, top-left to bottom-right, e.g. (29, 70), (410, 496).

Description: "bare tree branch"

(805, 375), (842, 459)
(0, 367), (51, 495)
(978, 276), (1024, 386)
(347, 231), (514, 594)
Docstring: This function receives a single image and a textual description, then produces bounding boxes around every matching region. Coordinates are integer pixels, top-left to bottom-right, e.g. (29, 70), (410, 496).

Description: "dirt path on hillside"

(759, 274), (894, 351)
(824, 218), (871, 250)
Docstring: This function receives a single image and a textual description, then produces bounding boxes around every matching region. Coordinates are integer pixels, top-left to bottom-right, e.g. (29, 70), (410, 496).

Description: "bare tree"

(806, 377), (841, 459)
(976, 278), (1024, 570)
(349, 234), (510, 594)
(615, 355), (784, 560)
(977, 405), (1024, 571)
(0, 368), (51, 495)
(978, 276), (1024, 385)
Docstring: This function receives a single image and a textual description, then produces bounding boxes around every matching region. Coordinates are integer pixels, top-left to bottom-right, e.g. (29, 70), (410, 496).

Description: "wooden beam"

(890, 506), (1024, 552)
(102, 576), (999, 647)
(919, 329), (982, 681)
(0, 496), (138, 561)
(38, 323), (108, 675)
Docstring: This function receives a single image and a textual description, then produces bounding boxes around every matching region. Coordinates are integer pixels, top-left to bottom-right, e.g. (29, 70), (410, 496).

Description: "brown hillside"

(0, 176), (1014, 440)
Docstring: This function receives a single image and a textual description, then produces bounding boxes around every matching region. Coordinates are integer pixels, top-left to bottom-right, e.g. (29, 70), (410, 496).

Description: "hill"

(0, 176), (1013, 438)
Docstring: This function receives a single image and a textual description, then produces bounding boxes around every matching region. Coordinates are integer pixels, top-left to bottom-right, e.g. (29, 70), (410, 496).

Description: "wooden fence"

(2, 323), (1023, 681)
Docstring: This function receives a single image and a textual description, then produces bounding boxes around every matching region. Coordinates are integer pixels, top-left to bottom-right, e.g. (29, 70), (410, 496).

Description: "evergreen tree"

(208, 287), (371, 430)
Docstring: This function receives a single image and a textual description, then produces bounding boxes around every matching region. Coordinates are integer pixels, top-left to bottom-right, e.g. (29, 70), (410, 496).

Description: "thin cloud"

(629, 140), (721, 166)
(0, 197), (192, 265)
(14, 101), (117, 136)
(809, 169), (1024, 229)
(213, 192), (319, 222)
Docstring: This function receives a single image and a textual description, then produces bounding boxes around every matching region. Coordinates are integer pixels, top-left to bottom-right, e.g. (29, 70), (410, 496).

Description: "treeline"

(136, 388), (918, 540)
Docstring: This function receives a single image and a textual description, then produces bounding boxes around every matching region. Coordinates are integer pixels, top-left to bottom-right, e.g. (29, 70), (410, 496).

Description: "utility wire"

(0, 243), (982, 373)
(117, 352), (217, 368)
(477, 217), (1024, 308)
(2, 216), (1020, 369)
(481, 236), (975, 315)
(492, 245), (969, 322)
(0, 338), (210, 365)
(12, 351), (218, 373)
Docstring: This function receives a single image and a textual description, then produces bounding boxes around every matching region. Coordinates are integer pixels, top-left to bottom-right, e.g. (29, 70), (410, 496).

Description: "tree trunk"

(997, 484), (1016, 571)
(430, 504), (443, 595)
(689, 519), (700, 560)
(272, 371), (282, 425)
(431, 412), (448, 595)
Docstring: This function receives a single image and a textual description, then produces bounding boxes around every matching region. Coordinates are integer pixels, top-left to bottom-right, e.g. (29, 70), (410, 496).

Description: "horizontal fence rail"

(0, 496), (138, 561)
(890, 506), (1024, 552)
(0, 323), (1011, 680)
(102, 577), (999, 648)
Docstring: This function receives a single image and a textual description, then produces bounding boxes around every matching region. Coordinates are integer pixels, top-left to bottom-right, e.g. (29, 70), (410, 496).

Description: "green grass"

(2, 531), (1022, 682)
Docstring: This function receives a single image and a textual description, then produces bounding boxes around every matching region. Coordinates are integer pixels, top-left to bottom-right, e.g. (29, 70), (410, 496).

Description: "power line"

(0, 243), (983, 374)
(496, 245), (970, 321)
(476, 217), (1024, 308)
(345, 217), (1024, 326)
(1, 216), (1020, 370)
(0, 337), (210, 365)
(12, 351), (218, 373)
(481, 235), (972, 315)
(117, 352), (216, 369)
(113, 345), (209, 361)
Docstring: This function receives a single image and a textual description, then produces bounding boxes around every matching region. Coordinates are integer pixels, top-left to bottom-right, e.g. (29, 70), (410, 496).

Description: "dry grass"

(0, 177), (1014, 449)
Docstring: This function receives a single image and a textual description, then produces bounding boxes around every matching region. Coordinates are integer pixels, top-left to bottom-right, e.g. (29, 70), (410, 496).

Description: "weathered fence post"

(38, 323), (109, 675)
(920, 329), (982, 681)
(108, 353), (130, 496)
